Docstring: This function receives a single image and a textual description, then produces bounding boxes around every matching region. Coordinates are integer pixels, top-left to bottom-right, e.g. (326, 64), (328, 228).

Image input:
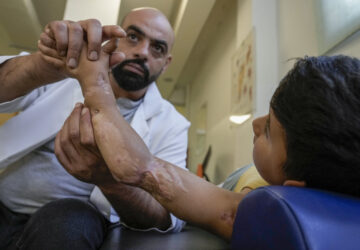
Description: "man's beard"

(111, 59), (161, 91)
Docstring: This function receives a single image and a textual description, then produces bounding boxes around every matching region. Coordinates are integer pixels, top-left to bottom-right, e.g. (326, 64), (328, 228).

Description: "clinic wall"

(326, 28), (360, 57)
(0, 24), (20, 55)
(187, 0), (279, 184)
(187, 0), (255, 184)
(277, 0), (360, 77)
(187, 0), (239, 184)
(277, 0), (318, 78)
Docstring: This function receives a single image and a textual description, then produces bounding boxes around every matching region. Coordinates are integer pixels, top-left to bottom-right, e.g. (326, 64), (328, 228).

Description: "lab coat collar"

(130, 82), (163, 146)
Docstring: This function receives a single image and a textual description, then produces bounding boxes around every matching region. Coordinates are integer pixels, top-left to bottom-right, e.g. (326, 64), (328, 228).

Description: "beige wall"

(187, 0), (258, 184)
(187, 0), (238, 183)
(0, 24), (21, 55)
(277, 0), (318, 78)
(277, 0), (360, 75)
(187, 0), (280, 184)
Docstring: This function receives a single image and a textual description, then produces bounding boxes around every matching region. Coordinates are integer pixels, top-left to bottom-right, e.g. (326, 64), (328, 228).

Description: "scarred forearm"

(140, 157), (246, 241)
(78, 71), (172, 229)
(0, 52), (67, 103)
(77, 67), (246, 239)
(77, 70), (244, 239)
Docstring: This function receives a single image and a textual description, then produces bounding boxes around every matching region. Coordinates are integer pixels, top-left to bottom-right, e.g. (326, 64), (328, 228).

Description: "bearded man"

(0, 8), (189, 250)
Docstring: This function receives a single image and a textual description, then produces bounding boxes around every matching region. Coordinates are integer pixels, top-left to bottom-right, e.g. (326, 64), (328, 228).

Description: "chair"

(101, 186), (360, 249)
(100, 223), (229, 250)
(231, 186), (360, 250)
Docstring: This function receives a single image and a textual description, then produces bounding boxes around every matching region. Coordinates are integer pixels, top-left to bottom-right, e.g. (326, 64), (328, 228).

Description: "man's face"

(252, 108), (287, 185)
(110, 9), (173, 92)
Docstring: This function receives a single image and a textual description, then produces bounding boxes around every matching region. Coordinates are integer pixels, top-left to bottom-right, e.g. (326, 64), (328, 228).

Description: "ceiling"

(0, 0), (216, 103)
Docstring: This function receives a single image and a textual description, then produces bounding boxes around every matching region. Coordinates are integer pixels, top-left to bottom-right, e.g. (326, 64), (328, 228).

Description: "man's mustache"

(112, 59), (149, 79)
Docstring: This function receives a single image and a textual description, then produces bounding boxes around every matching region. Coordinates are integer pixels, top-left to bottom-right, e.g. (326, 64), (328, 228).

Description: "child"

(58, 46), (360, 240)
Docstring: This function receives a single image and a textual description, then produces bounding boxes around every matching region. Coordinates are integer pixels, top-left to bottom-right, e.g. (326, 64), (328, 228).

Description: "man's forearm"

(0, 52), (66, 102)
(99, 181), (171, 230)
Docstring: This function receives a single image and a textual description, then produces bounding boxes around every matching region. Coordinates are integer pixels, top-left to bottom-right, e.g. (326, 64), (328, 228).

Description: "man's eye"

(153, 44), (164, 54)
(127, 33), (138, 42)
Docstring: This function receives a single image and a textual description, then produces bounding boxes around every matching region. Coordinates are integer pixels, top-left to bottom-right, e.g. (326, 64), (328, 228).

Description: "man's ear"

(160, 55), (172, 74)
(283, 180), (306, 187)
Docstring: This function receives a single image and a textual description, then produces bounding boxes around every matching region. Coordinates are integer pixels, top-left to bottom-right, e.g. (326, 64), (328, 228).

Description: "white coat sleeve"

(0, 54), (58, 113)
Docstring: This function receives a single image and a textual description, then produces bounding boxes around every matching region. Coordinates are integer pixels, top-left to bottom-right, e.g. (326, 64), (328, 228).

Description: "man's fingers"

(37, 42), (65, 69)
(38, 41), (62, 59)
(79, 107), (97, 149)
(43, 19), (124, 68)
(60, 106), (82, 160)
(79, 19), (102, 61)
(55, 132), (71, 168)
(68, 103), (83, 145)
(67, 22), (84, 68)
(102, 25), (126, 41)
(39, 32), (56, 49)
(48, 21), (69, 57)
(102, 38), (119, 54)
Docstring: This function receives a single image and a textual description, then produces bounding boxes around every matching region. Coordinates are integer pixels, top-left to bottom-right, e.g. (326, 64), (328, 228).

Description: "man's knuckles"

(68, 167), (92, 181)
(81, 19), (101, 29)
(80, 136), (96, 147)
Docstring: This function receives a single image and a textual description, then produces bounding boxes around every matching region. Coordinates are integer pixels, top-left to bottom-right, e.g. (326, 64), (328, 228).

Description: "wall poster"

(231, 28), (255, 116)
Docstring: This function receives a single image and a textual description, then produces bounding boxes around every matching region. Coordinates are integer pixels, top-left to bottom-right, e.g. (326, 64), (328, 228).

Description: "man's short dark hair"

(271, 55), (360, 196)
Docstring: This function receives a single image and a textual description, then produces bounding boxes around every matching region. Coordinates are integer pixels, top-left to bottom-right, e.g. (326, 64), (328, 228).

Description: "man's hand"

(55, 103), (115, 185)
(37, 19), (126, 70)
(56, 103), (171, 230)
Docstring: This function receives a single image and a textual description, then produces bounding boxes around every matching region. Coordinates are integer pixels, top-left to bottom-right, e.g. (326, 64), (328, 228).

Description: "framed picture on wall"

(230, 28), (254, 116)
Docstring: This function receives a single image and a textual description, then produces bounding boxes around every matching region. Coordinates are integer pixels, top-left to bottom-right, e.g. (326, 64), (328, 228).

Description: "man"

(0, 8), (189, 249)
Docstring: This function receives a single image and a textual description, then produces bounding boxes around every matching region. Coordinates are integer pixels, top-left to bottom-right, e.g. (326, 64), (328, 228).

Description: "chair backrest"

(231, 186), (360, 250)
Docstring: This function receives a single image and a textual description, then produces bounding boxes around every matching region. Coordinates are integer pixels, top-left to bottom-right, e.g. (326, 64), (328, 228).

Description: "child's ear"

(283, 180), (306, 187)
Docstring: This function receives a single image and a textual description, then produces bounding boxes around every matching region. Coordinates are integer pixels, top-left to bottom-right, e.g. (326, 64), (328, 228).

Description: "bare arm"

(83, 75), (173, 229)
(0, 19), (125, 103)
(90, 98), (245, 238)
(84, 97), (244, 239)
(56, 47), (171, 229)
(55, 104), (171, 229)
(140, 158), (247, 240)
(55, 105), (171, 229)
(0, 52), (66, 103)
(69, 48), (245, 240)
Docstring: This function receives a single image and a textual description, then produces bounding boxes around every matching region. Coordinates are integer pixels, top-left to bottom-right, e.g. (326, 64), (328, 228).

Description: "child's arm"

(139, 158), (249, 240)
(59, 45), (173, 230)
(70, 44), (247, 239)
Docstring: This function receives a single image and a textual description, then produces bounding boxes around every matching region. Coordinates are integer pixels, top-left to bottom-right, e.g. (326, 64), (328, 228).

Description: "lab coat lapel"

(130, 83), (163, 147)
(130, 104), (149, 146)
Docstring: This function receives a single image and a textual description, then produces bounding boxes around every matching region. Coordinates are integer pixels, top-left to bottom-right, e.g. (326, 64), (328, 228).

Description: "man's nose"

(134, 41), (149, 61)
